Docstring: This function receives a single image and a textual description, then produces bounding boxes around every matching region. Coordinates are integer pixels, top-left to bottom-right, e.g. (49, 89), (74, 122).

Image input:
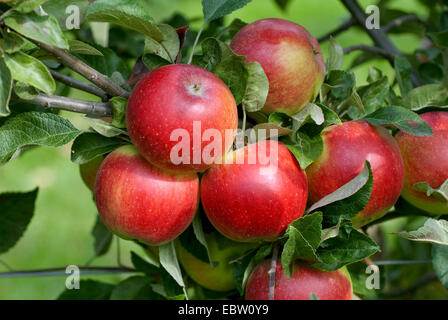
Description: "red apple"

(126, 64), (238, 173)
(245, 260), (352, 300)
(201, 140), (308, 242)
(79, 156), (104, 191)
(395, 111), (448, 215)
(306, 120), (404, 227)
(230, 18), (325, 115)
(94, 145), (199, 245)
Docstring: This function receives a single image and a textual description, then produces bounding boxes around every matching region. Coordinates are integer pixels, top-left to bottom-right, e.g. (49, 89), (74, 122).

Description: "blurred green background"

(0, 0), (440, 299)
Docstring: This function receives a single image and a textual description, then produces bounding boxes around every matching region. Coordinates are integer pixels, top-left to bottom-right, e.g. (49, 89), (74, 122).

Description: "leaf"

(432, 244), (448, 289)
(109, 97), (127, 129)
(241, 61), (269, 112)
(226, 18), (247, 38)
(285, 132), (324, 170)
(290, 103), (325, 129)
(144, 24), (180, 63)
(0, 112), (80, 165)
(328, 37), (343, 72)
(142, 54), (171, 71)
(159, 241), (185, 289)
(320, 218), (343, 243)
(91, 216), (113, 257)
(13, 81), (39, 100)
(131, 251), (160, 276)
(308, 161), (373, 226)
(84, 118), (127, 138)
(362, 106), (434, 137)
(0, 58), (13, 117)
(2, 31), (28, 54)
(273, 0), (291, 10)
(5, 11), (69, 49)
(3, 51), (56, 95)
(111, 276), (165, 300)
(250, 123), (293, 142)
(281, 212), (323, 277)
(14, 0), (50, 13)
(86, 0), (163, 41)
(314, 227), (380, 271)
(58, 280), (114, 300)
(395, 218), (448, 245)
(326, 70), (356, 101)
(0, 189), (38, 254)
(402, 84), (448, 111)
(394, 56), (413, 96)
(71, 133), (122, 165)
(42, 0), (90, 31)
(214, 58), (247, 104)
(413, 179), (448, 203)
(69, 40), (104, 56)
(202, 0), (252, 22)
(178, 224), (209, 264)
(428, 30), (448, 48)
(192, 214), (213, 266)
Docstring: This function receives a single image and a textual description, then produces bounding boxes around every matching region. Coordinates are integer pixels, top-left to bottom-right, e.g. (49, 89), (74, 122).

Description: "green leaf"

(14, 0), (50, 13)
(250, 123), (293, 142)
(58, 280), (114, 300)
(320, 218), (343, 243)
(5, 11), (69, 49)
(394, 56), (413, 96)
(3, 51), (56, 95)
(351, 77), (390, 117)
(144, 24), (180, 63)
(1, 31), (27, 54)
(42, 0), (90, 31)
(131, 251), (160, 276)
(86, 0), (163, 41)
(84, 118), (127, 138)
(214, 58), (246, 104)
(362, 106), (434, 136)
(428, 30), (448, 48)
(285, 132), (324, 170)
(241, 61), (269, 112)
(413, 179), (448, 203)
(395, 218), (448, 245)
(0, 189), (38, 254)
(314, 227), (380, 271)
(69, 40), (104, 56)
(226, 18), (247, 38)
(192, 214), (213, 265)
(142, 54), (171, 70)
(178, 224), (209, 264)
(326, 70), (356, 101)
(328, 37), (343, 72)
(91, 216), (113, 257)
(0, 112), (80, 165)
(71, 133), (122, 165)
(13, 81), (39, 100)
(281, 212), (323, 277)
(109, 97), (127, 129)
(110, 276), (165, 300)
(159, 241), (185, 289)
(402, 84), (448, 111)
(308, 162), (373, 226)
(432, 244), (448, 289)
(0, 58), (13, 117)
(202, 0), (253, 22)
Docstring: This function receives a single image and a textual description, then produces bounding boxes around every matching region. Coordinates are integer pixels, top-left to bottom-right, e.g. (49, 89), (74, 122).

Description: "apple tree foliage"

(0, 0), (447, 299)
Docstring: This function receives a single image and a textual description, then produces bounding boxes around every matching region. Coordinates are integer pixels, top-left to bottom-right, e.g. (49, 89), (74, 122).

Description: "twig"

(383, 14), (429, 32)
(14, 93), (113, 117)
(0, 259), (14, 272)
(318, 18), (357, 42)
(188, 22), (206, 65)
(50, 70), (108, 101)
(0, 266), (136, 278)
(268, 246), (279, 300)
(343, 44), (394, 63)
(388, 273), (438, 297)
(28, 39), (130, 98)
(372, 260), (432, 266)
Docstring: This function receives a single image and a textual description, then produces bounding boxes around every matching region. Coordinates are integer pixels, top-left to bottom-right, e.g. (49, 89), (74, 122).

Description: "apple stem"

(187, 22), (206, 65)
(268, 245), (279, 300)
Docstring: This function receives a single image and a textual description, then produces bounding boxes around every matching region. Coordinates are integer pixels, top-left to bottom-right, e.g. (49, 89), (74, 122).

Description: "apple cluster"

(79, 18), (448, 300)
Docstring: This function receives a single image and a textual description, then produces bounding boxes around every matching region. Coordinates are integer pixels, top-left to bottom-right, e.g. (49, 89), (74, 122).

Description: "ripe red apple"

(126, 64), (238, 173)
(306, 121), (404, 227)
(201, 140), (308, 242)
(230, 18), (325, 115)
(79, 156), (104, 191)
(94, 145), (199, 245)
(395, 111), (448, 215)
(245, 260), (352, 300)
(176, 232), (258, 292)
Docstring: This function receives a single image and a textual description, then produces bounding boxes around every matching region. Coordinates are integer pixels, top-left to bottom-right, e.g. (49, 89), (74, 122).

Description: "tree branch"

(49, 70), (109, 101)
(318, 18), (357, 42)
(0, 266), (136, 278)
(388, 273), (438, 297)
(14, 93), (113, 117)
(29, 39), (130, 98)
(383, 14), (429, 32)
(344, 44), (394, 63)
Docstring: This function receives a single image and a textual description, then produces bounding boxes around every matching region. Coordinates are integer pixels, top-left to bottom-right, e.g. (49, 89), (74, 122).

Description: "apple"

(245, 260), (352, 300)
(306, 120), (404, 227)
(176, 232), (258, 292)
(230, 18), (325, 115)
(201, 140), (308, 242)
(126, 64), (238, 173)
(94, 145), (199, 245)
(79, 155), (104, 191)
(395, 111), (448, 215)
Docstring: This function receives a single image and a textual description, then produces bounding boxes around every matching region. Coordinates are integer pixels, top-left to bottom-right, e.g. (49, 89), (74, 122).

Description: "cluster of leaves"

(0, 0), (448, 300)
